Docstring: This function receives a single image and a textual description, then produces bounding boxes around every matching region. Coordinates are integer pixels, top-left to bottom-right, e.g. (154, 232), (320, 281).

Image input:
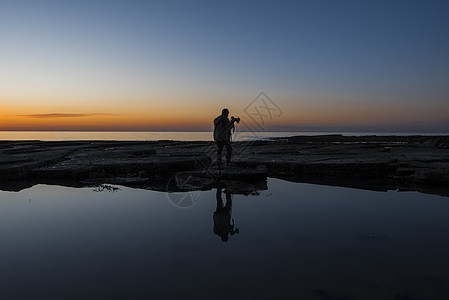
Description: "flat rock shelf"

(1, 135), (448, 196)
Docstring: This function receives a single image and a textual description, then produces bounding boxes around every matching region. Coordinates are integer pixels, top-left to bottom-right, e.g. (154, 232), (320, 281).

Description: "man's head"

(221, 108), (229, 116)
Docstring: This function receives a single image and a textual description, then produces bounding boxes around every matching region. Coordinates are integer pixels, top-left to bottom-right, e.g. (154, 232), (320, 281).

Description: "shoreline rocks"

(1, 135), (449, 196)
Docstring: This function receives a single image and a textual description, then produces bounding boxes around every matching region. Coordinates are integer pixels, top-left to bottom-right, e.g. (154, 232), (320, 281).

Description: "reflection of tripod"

(213, 187), (239, 242)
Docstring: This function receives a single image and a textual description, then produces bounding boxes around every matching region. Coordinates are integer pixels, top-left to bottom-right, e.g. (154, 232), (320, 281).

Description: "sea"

(1, 179), (449, 299)
(2, 130), (449, 299)
(0, 131), (446, 141)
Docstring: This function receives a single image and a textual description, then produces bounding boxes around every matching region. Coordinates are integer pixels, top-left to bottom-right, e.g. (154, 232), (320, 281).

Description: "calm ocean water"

(1, 179), (448, 299)
(0, 131), (445, 141)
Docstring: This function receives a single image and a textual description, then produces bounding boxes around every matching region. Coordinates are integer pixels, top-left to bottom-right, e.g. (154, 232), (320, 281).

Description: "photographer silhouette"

(213, 108), (240, 169)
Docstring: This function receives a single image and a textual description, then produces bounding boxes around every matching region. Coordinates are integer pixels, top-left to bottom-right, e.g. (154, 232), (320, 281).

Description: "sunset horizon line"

(1, 126), (448, 134)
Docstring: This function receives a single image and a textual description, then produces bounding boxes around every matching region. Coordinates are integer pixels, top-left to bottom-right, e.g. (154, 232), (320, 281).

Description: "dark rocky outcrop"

(1, 136), (448, 196)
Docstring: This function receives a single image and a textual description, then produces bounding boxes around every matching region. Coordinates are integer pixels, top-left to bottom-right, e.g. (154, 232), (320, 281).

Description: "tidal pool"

(0, 179), (448, 299)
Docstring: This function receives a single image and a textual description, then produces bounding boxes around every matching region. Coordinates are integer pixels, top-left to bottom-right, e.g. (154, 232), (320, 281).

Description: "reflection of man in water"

(214, 186), (239, 242)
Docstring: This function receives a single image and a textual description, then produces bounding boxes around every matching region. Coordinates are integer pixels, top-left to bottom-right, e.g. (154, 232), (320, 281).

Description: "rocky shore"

(1, 135), (449, 196)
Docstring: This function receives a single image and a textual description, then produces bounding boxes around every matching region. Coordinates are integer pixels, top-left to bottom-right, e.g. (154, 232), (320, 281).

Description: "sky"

(1, 0), (448, 132)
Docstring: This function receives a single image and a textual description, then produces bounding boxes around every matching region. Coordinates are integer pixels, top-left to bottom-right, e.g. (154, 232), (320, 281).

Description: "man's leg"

(224, 140), (232, 165)
(216, 141), (224, 167)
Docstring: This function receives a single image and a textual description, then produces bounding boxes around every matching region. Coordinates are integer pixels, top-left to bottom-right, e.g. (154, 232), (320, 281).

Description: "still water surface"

(0, 179), (448, 299)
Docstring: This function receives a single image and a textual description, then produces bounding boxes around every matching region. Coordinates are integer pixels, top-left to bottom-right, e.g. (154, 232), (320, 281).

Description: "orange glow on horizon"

(0, 114), (216, 131)
(2, 97), (448, 131)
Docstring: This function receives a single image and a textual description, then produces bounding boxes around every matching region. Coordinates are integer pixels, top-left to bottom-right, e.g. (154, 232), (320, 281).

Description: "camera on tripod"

(231, 116), (240, 123)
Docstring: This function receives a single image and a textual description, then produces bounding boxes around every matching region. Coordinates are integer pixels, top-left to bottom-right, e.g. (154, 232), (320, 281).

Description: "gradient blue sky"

(1, 0), (448, 132)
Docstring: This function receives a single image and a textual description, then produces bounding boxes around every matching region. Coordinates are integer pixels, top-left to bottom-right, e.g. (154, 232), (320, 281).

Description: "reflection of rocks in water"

(92, 184), (120, 192)
(173, 173), (215, 190)
(167, 171), (268, 195)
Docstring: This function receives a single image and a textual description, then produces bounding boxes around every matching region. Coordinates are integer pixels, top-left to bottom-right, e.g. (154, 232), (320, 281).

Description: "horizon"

(1, 127), (448, 134)
(1, 1), (449, 133)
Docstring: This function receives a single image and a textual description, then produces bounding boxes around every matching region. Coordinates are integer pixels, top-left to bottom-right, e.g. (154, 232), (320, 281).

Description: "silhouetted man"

(213, 108), (239, 168)
(213, 186), (239, 242)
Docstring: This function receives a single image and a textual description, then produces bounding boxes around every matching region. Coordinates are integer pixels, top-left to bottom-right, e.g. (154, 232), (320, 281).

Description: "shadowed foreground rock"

(0, 135), (448, 196)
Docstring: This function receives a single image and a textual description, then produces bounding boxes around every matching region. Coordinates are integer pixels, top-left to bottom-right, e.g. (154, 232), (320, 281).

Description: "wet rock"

(219, 180), (258, 195)
(421, 138), (449, 149)
(412, 168), (449, 185)
(1, 136), (449, 196)
(173, 173), (216, 190)
(91, 184), (120, 192)
(103, 177), (150, 185)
